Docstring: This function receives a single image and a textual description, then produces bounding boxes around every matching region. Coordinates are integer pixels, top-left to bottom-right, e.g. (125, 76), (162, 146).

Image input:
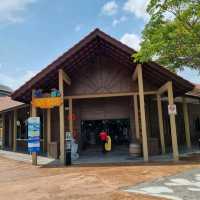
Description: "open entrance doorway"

(80, 119), (130, 155)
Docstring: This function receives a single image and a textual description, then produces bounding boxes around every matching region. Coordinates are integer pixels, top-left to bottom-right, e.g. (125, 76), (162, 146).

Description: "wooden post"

(31, 90), (37, 165)
(133, 95), (140, 140)
(69, 98), (73, 133)
(157, 94), (165, 154)
(168, 82), (179, 161)
(137, 64), (148, 161)
(47, 109), (51, 156)
(42, 110), (45, 153)
(59, 69), (65, 163)
(182, 97), (191, 149)
(2, 114), (5, 149)
(8, 113), (12, 148)
(13, 110), (17, 152)
(31, 103), (37, 118)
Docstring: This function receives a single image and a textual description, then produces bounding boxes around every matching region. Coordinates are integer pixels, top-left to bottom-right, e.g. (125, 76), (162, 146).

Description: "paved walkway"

(125, 168), (200, 200)
(0, 150), (57, 165)
(0, 149), (172, 166)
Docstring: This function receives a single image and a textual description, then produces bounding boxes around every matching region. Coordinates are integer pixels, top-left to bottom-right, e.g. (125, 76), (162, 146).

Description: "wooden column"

(168, 82), (179, 161)
(8, 113), (12, 148)
(2, 114), (5, 149)
(137, 64), (148, 161)
(69, 98), (73, 133)
(13, 110), (17, 152)
(157, 94), (165, 154)
(31, 103), (37, 117)
(47, 109), (51, 156)
(59, 69), (65, 163)
(182, 97), (191, 149)
(31, 90), (37, 165)
(133, 95), (140, 140)
(42, 110), (45, 153)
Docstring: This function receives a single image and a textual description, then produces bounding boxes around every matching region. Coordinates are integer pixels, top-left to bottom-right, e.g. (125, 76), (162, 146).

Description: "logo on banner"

(168, 104), (177, 115)
(28, 117), (40, 153)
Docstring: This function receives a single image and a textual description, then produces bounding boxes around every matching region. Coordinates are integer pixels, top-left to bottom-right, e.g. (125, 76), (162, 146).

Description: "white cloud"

(123, 0), (149, 20)
(112, 16), (127, 27)
(0, 70), (37, 90)
(101, 1), (118, 16)
(120, 33), (141, 50)
(0, 0), (37, 24)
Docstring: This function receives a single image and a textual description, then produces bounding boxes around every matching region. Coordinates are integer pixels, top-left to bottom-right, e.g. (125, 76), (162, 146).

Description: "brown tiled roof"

(0, 96), (24, 112)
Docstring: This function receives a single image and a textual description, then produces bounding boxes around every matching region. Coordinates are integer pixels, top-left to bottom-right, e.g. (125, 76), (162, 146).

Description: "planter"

(32, 97), (63, 109)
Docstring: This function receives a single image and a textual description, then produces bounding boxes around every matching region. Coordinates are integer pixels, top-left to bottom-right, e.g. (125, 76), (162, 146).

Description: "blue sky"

(0, 0), (199, 90)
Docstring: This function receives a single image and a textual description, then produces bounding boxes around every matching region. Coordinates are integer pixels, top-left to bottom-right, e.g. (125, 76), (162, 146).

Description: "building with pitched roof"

(1, 29), (200, 163)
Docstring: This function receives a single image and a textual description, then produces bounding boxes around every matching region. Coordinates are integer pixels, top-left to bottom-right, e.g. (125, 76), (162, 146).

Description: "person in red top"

(99, 130), (108, 153)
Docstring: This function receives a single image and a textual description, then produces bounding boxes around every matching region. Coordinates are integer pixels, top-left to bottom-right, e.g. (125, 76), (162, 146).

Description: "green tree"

(135, 0), (200, 72)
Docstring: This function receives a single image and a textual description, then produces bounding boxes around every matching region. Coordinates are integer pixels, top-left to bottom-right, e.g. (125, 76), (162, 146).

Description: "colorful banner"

(28, 117), (40, 153)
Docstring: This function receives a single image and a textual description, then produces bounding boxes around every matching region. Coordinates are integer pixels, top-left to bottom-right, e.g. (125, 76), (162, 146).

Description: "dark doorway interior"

(80, 119), (130, 153)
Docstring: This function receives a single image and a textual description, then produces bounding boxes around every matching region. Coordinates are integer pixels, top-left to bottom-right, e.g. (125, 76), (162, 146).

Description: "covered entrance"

(73, 96), (133, 157)
(80, 119), (130, 154)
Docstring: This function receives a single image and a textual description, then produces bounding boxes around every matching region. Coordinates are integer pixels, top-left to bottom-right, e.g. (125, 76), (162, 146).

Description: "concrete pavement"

(125, 168), (200, 200)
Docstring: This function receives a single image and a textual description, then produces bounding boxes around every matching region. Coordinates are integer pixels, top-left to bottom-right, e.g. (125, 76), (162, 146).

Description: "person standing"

(99, 130), (108, 153)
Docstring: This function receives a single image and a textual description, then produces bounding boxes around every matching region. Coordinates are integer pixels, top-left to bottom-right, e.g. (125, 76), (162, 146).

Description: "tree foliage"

(135, 0), (200, 72)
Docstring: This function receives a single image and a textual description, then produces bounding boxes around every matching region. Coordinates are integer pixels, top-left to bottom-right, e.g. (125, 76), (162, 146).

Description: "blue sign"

(28, 117), (40, 153)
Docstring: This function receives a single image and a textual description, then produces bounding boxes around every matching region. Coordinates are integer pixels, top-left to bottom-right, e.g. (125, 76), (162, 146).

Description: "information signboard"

(168, 104), (177, 115)
(28, 117), (40, 153)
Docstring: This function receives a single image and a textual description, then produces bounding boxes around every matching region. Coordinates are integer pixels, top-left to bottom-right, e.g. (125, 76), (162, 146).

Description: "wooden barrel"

(129, 143), (141, 157)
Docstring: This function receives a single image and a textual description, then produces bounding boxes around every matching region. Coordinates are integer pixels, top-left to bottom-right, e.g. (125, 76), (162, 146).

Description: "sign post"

(28, 117), (40, 165)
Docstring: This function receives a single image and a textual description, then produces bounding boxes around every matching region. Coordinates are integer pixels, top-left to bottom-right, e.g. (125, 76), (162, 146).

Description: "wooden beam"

(157, 82), (170, 95)
(62, 69), (71, 85)
(59, 69), (65, 163)
(182, 97), (191, 149)
(13, 110), (17, 152)
(137, 64), (148, 161)
(0, 104), (28, 114)
(132, 64), (139, 81)
(64, 91), (157, 100)
(157, 94), (165, 154)
(168, 82), (179, 161)
(47, 109), (51, 156)
(133, 95), (140, 140)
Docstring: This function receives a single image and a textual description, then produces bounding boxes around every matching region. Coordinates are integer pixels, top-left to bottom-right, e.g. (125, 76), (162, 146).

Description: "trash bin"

(65, 132), (72, 166)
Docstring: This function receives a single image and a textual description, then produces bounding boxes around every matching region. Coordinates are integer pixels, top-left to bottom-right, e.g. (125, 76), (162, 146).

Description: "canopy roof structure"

(0, 96), (23, 112)
(12, 28), (194, 103)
